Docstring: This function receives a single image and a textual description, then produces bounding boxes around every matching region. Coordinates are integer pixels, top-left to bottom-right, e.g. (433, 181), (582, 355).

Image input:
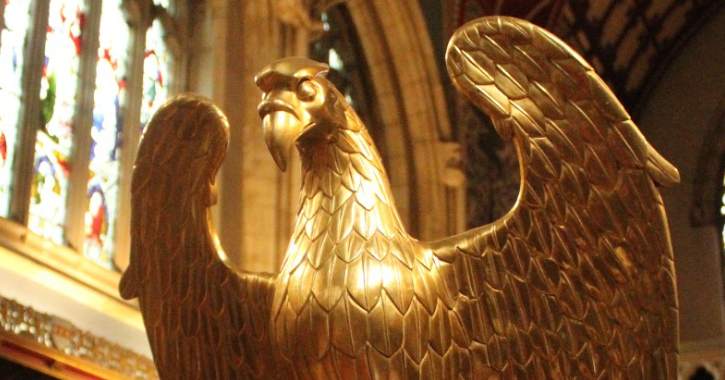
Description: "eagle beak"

(259, 98), (304, 172)
(263, 112), (300, 171)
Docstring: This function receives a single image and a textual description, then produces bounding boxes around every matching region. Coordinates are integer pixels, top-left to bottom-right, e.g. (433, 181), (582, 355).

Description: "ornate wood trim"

(0, 295), (157, 380)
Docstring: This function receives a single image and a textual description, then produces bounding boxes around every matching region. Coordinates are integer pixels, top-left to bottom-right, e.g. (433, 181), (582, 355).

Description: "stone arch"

(332, 0), (460, 239)
(680, 363), (721, 380)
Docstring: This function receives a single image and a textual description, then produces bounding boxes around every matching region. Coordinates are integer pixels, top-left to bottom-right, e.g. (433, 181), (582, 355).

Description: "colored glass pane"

(140, 19), (170, 130)
(0, 0), (32, 217)
(28, 0), (85, 244)
(83, 0), (129, 269)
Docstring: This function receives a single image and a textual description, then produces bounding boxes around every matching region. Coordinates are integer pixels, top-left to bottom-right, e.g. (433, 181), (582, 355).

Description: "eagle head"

(255, 57), (348, 171)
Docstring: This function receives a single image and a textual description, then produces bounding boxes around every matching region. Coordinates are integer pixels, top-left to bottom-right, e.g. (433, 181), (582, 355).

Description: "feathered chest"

(271, 229), (453, 377)
(269, 130), (457, 375)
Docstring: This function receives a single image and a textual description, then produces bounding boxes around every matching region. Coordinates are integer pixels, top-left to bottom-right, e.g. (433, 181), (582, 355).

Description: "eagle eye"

(296, 80), (317, 102)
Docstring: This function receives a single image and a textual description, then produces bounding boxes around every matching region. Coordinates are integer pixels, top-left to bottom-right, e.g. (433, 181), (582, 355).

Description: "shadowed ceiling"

(439, 0), (725, 227)
(449, 0), (724, 115)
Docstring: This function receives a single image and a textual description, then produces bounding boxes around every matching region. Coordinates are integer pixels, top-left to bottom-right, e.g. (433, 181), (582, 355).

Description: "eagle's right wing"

(119, 95), (278, 379)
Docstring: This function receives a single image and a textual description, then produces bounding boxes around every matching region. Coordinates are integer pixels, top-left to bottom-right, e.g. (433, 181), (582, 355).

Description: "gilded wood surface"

(122, 17), (679, 379)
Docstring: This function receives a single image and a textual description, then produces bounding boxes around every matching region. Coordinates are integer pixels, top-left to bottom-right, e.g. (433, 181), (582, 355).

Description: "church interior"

(0, 0), (724, 378)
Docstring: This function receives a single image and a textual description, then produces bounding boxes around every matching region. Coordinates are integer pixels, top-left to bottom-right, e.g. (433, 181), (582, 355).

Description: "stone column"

(200, 0), (310, 272)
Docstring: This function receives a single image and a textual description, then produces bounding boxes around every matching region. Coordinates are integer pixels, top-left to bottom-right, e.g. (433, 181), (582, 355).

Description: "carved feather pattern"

(119, 95), (277, 380)
(269, 103), (450, 378)
(432, 16), (680, 378)
(267, 18), (678, 378)
(123, 17), (679, 380)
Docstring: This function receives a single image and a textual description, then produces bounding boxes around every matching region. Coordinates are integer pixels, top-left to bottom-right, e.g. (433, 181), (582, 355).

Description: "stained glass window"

(140, 19), (170, 129)
(0, 0), (179, 274)
(28, 0), (86, 245)
(0, 0), (32, 217)
(83, 0), (130, 269)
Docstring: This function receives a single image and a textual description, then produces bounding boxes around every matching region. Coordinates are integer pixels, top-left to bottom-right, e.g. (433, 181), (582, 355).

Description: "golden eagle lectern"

(120, 17), (680, 379)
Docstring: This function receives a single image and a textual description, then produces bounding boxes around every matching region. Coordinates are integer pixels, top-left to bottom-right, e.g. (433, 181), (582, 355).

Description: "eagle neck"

(284, 116), (408, 270)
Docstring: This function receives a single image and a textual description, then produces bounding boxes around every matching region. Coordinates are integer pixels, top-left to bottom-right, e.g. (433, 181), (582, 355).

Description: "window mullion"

(112, 4), (151, 270)
(0, 1), (5, 35)
(63, 0), (102, 251)
(9, 0), (50, 225)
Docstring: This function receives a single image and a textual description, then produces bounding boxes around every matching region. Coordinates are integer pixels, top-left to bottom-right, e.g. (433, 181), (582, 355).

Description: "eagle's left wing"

(431, 17), (679, 378)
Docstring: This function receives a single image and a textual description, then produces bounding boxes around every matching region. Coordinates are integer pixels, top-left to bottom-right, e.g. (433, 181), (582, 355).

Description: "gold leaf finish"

(123, 17), (679, 379)
(120, 95), (277, 379)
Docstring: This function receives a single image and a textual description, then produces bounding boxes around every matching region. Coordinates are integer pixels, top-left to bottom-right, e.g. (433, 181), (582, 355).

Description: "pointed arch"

(319, 0), (463, 239)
